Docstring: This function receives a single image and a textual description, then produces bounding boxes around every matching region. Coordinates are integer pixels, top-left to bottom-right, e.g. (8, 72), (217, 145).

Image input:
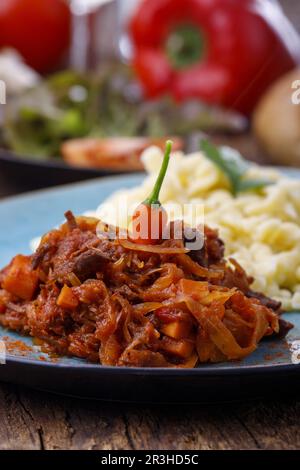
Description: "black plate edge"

(3, 354), (300, 377)
(0, 147), (141, 175)
(0, 164), (296, 206)
(0, 171), (144, 205)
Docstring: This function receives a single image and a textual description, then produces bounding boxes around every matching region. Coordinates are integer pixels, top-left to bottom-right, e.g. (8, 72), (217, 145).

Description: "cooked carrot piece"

(161, 321), (192, 340)
(2, 255), (38, 300)
(160, 337), (195, 359)
(57, 285), (79, 309)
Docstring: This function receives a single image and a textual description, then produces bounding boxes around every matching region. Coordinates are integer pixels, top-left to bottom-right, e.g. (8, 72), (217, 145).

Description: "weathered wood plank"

(15, 385), (133, 450)
(0, 384), (40, 450)
(232, 400), (300, 450)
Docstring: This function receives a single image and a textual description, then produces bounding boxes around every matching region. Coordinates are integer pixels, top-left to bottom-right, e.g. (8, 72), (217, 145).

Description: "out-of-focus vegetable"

(62, 136), (183, 170)
(0, 0), (71, 73)
(0, 49), (40, 95)
(0, 65), (247, 159)
(131, 140), (172, 245)
(130, 0), (300, 115)
(2, 71), (93, 157)
(201, 140), (272, 196)
(253, 68), (300, 167)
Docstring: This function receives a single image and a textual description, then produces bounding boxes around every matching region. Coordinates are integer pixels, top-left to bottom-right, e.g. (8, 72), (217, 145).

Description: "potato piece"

(61, 136), (183, 171)
(253, 68), (300, 167)
(161, 321), (192, 340)
(57, 285), (79, 310)
(2, 255), (38, 300)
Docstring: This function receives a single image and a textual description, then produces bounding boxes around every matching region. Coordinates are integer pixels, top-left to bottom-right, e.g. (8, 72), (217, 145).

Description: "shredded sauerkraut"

(0, 213), (292, 367)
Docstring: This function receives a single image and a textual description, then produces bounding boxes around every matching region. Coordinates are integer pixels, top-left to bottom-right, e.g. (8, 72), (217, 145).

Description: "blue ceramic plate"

(0, 172), (299, 402)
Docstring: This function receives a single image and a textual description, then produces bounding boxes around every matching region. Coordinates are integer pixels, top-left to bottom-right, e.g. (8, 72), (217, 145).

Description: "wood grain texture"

(0, 383), (299, 450)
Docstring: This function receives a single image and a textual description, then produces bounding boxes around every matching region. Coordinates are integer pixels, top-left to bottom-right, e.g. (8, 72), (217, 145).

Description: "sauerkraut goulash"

(0, 141), (293, 367)
(0, 211), (292, 367)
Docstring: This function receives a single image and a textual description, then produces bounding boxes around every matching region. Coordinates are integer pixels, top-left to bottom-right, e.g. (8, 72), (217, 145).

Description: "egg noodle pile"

(90, 146), (300, 311)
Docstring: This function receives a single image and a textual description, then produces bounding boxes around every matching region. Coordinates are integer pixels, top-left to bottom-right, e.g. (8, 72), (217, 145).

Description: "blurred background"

(0, 0), (299, 195)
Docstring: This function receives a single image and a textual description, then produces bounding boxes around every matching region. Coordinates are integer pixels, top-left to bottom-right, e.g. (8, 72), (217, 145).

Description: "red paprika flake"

(130, 0), (300, 115)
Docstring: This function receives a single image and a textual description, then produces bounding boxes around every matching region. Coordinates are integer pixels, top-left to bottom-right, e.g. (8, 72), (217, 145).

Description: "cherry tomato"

(131, 202), (168, 245)
(131, 140), (172, 245)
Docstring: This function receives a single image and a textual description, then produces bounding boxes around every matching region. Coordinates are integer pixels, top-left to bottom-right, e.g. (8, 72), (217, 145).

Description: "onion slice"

(119, 238), (189, 254)
(133, 302), (163, 315)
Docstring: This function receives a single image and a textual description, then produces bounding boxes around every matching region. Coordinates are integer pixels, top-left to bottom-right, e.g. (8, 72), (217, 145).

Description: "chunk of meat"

(247, 290), (281, 312)
(187, 226), (225, 267)
(73, 249), (111, 281)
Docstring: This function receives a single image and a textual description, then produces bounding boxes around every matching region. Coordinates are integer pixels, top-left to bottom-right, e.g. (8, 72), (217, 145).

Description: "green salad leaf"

(0, 64), (247, 160)
(200, 140), (273, 196)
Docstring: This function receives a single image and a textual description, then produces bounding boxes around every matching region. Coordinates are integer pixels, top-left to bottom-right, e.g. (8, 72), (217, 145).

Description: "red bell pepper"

(130, 0), (300, 115)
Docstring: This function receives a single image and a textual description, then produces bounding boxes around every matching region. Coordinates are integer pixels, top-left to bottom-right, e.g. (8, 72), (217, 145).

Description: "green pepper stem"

(144, 140), (173, 206)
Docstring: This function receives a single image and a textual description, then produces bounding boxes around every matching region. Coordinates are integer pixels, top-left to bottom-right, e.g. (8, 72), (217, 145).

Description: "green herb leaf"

(200, 140), (273, 196)
(237, 179), (273, 192)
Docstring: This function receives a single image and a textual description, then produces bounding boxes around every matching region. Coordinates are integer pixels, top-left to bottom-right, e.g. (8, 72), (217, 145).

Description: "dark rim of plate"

(0, 147), (140, 174)
(4, 354), (300, 375)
